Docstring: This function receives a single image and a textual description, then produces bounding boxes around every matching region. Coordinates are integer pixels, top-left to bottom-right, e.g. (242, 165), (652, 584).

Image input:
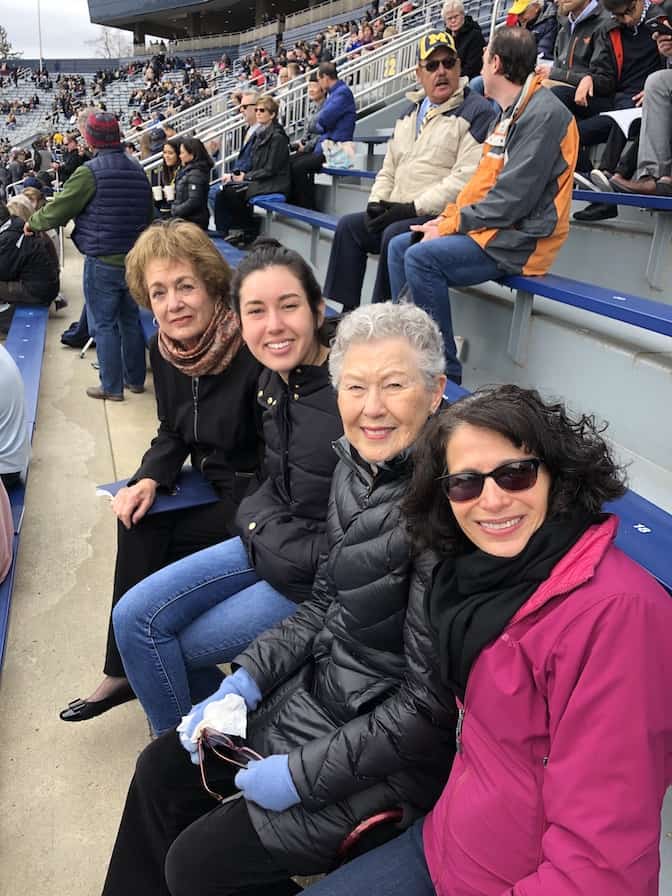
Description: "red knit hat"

(84, 111), (121, 149)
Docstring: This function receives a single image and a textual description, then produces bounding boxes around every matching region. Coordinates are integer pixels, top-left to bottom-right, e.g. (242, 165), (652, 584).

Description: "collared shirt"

(416, 96), (438, 136)
(568, 0), (599, 32)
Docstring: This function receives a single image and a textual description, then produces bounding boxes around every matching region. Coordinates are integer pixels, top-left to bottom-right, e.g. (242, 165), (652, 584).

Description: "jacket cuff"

(437, 208), (460, 237)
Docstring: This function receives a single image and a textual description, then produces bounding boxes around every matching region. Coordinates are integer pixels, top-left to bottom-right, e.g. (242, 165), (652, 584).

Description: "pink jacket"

(424, 516), (672, 896)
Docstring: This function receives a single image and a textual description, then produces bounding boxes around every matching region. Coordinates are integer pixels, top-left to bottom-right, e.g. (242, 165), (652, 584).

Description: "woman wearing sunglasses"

(298, 384), (672, 896)
(101, 303), (460, 896)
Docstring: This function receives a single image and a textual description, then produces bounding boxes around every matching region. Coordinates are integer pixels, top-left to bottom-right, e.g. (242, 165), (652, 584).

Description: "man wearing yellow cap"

(508, 0), (558, 59)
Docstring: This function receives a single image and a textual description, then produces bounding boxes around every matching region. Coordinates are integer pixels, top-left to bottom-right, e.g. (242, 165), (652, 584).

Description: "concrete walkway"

(0, 237), (156, 895)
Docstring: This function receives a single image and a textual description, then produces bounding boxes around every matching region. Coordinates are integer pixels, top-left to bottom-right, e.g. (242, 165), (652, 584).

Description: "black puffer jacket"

(236, 361), (342, 602)
(453, 16), (486, 80)
(236, 438), (457, 873)
(171, 158), (211, 229)
(131, 337), (262, 526)
(244, 120), (291, 200)
(0, 215), (60, 303)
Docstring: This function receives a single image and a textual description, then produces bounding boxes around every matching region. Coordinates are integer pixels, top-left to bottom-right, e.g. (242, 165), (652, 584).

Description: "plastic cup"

(164, 184), (175, 201)
(152, 185), (163, 201)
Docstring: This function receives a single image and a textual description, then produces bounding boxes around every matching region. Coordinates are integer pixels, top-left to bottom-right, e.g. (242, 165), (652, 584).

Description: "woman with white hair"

(101, 303), (458, 896)
(442, 0), (486, 79)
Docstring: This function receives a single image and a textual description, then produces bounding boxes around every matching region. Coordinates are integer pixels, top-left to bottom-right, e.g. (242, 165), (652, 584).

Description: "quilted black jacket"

(235, 438), (457, 872)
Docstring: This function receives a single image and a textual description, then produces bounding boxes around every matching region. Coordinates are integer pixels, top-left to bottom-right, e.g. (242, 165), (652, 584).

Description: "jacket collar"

(509, 514), (618, 626)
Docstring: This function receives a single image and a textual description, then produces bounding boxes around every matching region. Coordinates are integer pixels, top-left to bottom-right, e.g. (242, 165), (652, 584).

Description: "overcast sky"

(3, 0), (144, 60)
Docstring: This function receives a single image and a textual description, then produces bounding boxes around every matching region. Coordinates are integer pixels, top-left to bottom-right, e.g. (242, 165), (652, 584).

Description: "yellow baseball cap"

(417, 31), (457, 62)
(508, 0), (536, 13)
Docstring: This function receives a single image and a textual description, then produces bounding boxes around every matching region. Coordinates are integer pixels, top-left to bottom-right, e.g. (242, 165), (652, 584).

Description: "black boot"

(573, 203), (618, 222)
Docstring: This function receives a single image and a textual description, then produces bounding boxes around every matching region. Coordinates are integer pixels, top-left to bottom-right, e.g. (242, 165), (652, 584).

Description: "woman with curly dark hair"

(298, 384), (672, 896)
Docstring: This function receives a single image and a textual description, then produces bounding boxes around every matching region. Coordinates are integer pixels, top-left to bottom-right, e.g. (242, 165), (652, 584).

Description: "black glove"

(367, 200), (416, 234)
(364, 201), (386, 230)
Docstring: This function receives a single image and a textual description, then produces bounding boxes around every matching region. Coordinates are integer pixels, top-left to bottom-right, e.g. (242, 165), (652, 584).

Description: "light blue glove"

(178, 667), (262, 764)
(234, 754), (300, 812)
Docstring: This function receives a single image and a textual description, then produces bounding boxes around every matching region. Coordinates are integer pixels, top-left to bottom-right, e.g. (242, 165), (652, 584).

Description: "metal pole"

(37, 0), (44, 74)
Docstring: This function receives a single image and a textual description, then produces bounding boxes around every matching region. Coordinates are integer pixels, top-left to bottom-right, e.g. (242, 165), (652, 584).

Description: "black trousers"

(551, 87), (637, 172)
(103, 500), (236, 678)
(102, 730), (302, 896)
(289, 150), (325, 209)
(322, 211), (434, 310)
(214, 184), (257, 236)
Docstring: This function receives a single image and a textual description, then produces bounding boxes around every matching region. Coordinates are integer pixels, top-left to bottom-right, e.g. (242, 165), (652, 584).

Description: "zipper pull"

(455, 707), (465, 754)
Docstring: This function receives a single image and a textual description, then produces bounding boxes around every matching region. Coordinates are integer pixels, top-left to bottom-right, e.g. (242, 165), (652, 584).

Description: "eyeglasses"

(419, 56), (457, 72)
(197, 731), (263, 803)
(437, 458), (541, 502)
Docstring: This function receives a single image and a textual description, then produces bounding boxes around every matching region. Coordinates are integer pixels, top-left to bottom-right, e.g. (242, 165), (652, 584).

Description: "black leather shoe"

(573, 203), (618, 222)
(59, 683), (136, 722)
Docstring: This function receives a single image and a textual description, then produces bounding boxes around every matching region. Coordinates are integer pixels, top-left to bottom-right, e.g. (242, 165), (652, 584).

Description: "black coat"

(171, 158), (211, 229)
(236, 439), (457, 872)
(0, 215), (60, 303)
(132, 337), (262, 527)
(235, 361), (342, 602)
(453, 16), (487, 80)
(244, 120), (291, 199)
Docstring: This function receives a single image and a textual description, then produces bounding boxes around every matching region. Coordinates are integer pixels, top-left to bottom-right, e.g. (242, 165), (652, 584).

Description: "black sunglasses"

(420, 56), (458, 73)
(240, 102), (256, 109)
(438, 459), (541, 502)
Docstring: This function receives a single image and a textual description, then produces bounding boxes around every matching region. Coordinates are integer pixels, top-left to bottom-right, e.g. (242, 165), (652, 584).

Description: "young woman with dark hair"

(171, 137), (213, 229)
(297, 384), (672, 896)
(111, 238), (342, 737)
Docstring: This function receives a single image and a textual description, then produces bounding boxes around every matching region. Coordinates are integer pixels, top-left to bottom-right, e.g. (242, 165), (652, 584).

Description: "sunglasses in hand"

(197, 731), (263, 802)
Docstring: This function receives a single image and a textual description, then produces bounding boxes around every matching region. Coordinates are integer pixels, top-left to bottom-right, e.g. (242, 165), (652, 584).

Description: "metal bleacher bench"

(0, 305), (50, 668)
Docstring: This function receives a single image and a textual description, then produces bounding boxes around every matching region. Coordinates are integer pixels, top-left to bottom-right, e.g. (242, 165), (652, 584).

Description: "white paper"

(177, 692), (248, 747)
(600, 108), (642, 139)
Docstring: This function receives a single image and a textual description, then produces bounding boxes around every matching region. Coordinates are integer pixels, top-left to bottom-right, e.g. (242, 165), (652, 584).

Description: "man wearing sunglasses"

(208, 91), (260, 219)
(323, 31), (496, 312)
(387, 28), (578, 384)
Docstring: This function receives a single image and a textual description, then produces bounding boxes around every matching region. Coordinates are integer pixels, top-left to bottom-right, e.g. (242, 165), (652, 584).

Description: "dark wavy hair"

(179, 136), (213, 169)
(230, 237), (329, 341)
(402, 384), (627, 556)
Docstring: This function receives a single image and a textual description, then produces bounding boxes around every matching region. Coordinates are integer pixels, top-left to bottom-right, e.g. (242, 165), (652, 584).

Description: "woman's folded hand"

(111, 478), (158, 529)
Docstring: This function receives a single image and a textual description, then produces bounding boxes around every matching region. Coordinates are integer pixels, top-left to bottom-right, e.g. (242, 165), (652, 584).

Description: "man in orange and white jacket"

(388, 27), (578, 383)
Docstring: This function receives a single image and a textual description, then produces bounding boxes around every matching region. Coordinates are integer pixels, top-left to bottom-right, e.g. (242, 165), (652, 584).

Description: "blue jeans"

(83, 257), (146, 396)
(302, 819), (435, 896)
(113, 536), (297, 734)
(207, 181), (221, 216)
(387, 232), (503, 382)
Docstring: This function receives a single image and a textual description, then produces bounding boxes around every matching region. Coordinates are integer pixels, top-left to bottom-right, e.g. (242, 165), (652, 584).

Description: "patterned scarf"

(157, 300), (243, 377)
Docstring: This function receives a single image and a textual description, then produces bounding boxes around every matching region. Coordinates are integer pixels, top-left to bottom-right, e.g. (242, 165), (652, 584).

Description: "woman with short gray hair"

(442, 0), (486, 79)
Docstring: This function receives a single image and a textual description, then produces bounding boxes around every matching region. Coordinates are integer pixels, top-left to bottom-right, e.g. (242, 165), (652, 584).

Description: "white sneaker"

(590, 169), (614, 192)
(455, 336), (465, 361)
(573, 172), (597, 191)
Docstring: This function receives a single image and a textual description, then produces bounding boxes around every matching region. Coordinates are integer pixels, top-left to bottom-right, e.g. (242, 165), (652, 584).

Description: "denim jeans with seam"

(83, 256), (146, 396)
(387, 231), (503, 382)
(113, 535), (297, 734)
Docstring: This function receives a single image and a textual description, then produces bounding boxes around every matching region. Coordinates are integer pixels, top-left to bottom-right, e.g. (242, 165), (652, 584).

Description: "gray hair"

(442, 0), (465, 16)
(329, 302), (445, 390)
(241, 89), (260, 104)
(7, 194), (34, 222)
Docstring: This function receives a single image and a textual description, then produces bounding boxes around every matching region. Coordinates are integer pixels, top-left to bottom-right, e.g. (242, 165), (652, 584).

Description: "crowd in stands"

(0, 3), (671, 893)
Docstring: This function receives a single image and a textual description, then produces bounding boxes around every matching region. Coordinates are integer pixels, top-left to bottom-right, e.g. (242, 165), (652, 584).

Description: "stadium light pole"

(37, 0), (44, 74)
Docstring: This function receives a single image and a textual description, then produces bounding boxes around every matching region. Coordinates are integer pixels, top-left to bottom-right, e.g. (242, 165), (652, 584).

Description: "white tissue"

(179, 692), (248, 747)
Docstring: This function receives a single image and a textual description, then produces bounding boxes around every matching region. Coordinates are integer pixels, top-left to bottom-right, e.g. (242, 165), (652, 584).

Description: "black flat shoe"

(573, 202), (618, 222)
(59, 683), (136, 722)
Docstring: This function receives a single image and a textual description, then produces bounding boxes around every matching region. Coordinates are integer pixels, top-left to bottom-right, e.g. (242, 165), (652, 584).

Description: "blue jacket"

(72, 149), (151, 257)
(314, 80), (356, 153)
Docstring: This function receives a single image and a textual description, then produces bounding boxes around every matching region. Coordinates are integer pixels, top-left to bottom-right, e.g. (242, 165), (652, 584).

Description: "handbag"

(322, 139), (356, 170)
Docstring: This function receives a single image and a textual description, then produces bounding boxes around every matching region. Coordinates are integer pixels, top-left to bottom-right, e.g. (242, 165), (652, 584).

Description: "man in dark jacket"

(290, 62), (356, 208)
(508, 0), (558, 59)
(52, 132), (90, 183)
(536, 0), (614, 89)
(25, 111), (151, 401)
(0, 203), (59, 331)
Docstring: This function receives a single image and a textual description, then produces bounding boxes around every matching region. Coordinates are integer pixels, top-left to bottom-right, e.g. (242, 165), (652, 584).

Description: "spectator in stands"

(101, 302), (457, 896)
(57, 222), (264, 726)
(24, 110), (150, 402)
(559, 0), (661, 221)
(52, 133), (90, 183)
(0, 200), (60, 332)
(323, 31), (496, 311)
(610, 28), (672, 195)
(508, 0), (558, 59)
(0, 342), (30, 490)
(290, 62), (356, 209)
(535, 0), (612, 90)
(6, 148), (24, 186)
(214, 96), (290, 246)
(388, 28), (578, 383)
(300, 383), (672, 896)
(443, 0), (487, 79)
(111, 238), (343, 735)
(171, 137), (213, 231)
(209, 90), (260, 217)
(152, 138), (181, 218)
(290, 72), (326, 153)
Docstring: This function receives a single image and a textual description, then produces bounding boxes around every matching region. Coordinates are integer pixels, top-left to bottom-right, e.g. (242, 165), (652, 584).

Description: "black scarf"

(425, 512), (597, 699)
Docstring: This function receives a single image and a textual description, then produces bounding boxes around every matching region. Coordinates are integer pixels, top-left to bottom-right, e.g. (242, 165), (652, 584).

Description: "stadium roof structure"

(87, 0), (309, 39)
